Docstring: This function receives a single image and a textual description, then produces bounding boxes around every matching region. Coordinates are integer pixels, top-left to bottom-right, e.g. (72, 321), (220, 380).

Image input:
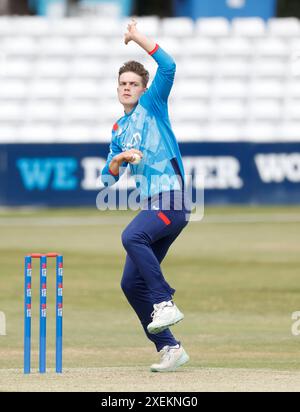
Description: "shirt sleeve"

(140, 45), (176, 115)
(101, 137), (128, 186)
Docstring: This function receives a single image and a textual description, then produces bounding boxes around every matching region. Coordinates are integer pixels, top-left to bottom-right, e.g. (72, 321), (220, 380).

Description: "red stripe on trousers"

(157, 212), (171, 225)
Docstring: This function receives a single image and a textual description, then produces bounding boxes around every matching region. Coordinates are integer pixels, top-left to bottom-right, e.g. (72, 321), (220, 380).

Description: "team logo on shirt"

(122, 132), (142, 151)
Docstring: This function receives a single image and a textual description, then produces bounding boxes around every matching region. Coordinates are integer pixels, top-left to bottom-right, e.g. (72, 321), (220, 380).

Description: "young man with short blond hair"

(101, 20), (190, 372)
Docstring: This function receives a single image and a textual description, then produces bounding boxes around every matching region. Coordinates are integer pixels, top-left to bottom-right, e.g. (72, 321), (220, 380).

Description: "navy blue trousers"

(121, 197), (189, 352)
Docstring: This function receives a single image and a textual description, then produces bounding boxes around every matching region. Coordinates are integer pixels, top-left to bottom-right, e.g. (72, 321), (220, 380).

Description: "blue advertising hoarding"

(0, 142), (299, 206)
(173, 0), (277, 21)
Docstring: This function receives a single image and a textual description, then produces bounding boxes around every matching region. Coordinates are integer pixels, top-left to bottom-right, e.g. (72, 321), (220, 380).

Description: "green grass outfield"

(0, 205), (300, 391)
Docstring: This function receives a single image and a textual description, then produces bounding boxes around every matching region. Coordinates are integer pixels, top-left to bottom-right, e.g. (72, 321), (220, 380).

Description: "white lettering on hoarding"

(81, 156), (244, 191)
(255, 153), (300, 183)
(183, 156), (243, 189)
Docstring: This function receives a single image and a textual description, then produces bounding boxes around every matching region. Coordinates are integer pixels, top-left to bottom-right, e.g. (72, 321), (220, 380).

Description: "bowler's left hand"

(124, 18), (138, 45)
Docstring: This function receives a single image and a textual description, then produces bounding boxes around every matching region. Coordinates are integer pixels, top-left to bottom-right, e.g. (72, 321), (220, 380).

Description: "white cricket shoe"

(147, 300), (184, 334)
(150, 344), (189, 372)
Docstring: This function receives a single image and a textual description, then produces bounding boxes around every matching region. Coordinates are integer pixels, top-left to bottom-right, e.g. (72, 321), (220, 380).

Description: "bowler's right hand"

(119, 149), (143, 164)
(109, 149), (143, 175)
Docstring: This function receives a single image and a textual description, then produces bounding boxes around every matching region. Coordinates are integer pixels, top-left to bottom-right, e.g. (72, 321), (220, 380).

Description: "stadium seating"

(231, 18), (266, 37)
(161, 17), (195, 37)
(195, 18), (231, 37)
(0, 16), (299, 142)
(267, 17), (300, 37)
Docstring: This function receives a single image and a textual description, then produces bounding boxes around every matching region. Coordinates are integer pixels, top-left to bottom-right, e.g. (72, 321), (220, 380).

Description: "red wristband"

(109, 168), (119, 177)
(149, 44), (159, 56)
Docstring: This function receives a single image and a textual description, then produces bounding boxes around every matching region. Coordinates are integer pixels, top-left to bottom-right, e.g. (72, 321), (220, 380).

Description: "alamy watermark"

(0, 50), (6, 76)
(0, 311), (6, 336)
(290, 50), (300, 76)
(96, 172), (204, 222)
(291, 311), (300, 336)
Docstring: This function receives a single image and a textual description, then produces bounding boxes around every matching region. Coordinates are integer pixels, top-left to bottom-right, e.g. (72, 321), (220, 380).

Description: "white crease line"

(0, 213), (300, 226)
(0, 217), (130, 226)
(202, 214), (300, 224)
